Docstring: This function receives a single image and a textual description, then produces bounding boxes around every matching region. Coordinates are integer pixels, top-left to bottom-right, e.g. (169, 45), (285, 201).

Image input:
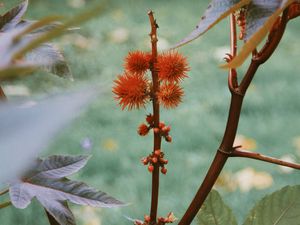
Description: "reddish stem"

(178, 8), (290, 225)
(230, 149), (300, 170)
(148, 10), (161, 224)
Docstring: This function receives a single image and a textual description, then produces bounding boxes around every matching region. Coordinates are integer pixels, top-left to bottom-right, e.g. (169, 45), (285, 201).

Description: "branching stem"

(178, 7), (291, 225)
(230, 149), (300, 170)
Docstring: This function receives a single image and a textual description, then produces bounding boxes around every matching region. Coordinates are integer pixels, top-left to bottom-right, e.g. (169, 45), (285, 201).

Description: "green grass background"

(1, 0), (300, 224)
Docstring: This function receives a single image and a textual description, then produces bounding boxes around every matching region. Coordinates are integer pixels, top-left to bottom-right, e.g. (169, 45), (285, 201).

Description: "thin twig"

(0, 201), (11, 209)
(148, 10), (161, 225)
(230, 149), (300, 170)
(0, 86), (6, 100)
(0, 188), (8, 196)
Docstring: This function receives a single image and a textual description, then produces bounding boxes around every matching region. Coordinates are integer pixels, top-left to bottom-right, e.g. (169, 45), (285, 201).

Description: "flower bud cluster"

(141, 149), (168, 175)
(134, 212), (176, 225)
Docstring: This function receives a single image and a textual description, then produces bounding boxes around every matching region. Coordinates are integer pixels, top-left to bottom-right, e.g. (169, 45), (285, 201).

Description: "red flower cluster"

(113, 50), (189, 110)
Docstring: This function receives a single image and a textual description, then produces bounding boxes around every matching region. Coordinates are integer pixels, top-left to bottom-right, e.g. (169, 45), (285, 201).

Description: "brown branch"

(230, 149), (300, 170)
(0, 201), (11, 209)
(0, 188), (8, 196)
(178, 8), (291, 225)
(148, 10), (161, 225)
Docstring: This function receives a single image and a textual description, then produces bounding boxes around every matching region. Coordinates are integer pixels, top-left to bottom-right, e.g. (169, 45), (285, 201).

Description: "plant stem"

(0, 188), (8, 196)
(178, 8), (290, 225)
(148, 10), (161, 224)
(0, 201), (11, 209)
(230, 149), (300, 170)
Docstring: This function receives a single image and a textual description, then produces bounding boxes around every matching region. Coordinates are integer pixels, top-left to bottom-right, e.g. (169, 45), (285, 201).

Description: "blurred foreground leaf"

(197, 189), (237, 225)
(243, 185), (300, 225)
(0, 87), (101, 184)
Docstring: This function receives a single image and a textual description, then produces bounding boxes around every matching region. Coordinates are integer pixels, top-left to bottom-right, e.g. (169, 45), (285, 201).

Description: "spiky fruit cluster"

(141, 149), (168, 175)
(113, 50), (189, 110)
(134, 212), (176, 225)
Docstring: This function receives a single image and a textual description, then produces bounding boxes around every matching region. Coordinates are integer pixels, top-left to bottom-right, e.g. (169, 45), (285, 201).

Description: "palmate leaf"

(197, 189), (237, 225)
(172, 0), (251, 49)
(33, 155), (90, 179)
(0, 0), (28, 31)
(9, 155), (124, 225)
(222, 0), (295, 68)
(243, 185), (300, 225)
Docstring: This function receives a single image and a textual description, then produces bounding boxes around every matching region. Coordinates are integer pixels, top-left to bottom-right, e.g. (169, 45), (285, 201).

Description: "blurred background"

(1, 0), (300, 224)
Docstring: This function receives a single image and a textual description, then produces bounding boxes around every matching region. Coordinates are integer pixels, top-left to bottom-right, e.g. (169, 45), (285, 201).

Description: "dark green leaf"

(43, 201), (76, 225)
(172, 0), (250, 48)
(9, 177), (125, 209)
(243, 185), (300, 225)
(197, 189), (237, 225)
(0, 0), (28, 31)
(245, 0), (282, 40)
(33, 155), (90, 179)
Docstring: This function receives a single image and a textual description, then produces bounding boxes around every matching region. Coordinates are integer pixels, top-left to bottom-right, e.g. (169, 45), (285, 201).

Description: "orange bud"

(165, 135), (172, 142)
(138, 123), (149, 136)
(144, 215), (150, 222)
(153, 128), (160, 134)
(159, 122), (165, 129)
(146, 114), (154, 125)
(154, 149), (161, 156)
(148, 164), (154, 172)
(141, 157), (148, 165)
(161, 167), (167, 174)
(162, 125), (171, 133)
(152, 157), (158, 163)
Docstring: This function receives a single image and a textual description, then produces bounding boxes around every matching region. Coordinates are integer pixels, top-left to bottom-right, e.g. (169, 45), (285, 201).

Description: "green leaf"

(243, 185), (300, 225)
(172, 0), (250, 49)
(197, 189), (237, 225)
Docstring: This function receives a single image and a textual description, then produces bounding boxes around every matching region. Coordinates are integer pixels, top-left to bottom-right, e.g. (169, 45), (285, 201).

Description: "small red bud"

(153, 128), (160, 134)
(163, 159), (168, 165)
(144, 215), (150, 222)
(148, 164), (154, 172)
(154, 149), (161, 156)
(138, 123), (149, 136)
(159, 122), (165, 129)
(165, 135), (172, 142)
(152, 157), (158, 163)
(161, 167), (167, 174)
(141, 157), (148, 165)
(162, 125), (171, 133)
(146, 114), (154, 125)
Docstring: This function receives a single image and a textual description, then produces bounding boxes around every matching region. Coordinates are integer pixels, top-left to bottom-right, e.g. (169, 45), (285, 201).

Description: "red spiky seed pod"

(161, 167), (167, 174)
(157, 83), (184, 109)
(165, 135), (172, 142)
(138, 123), (149, 136)
(124, 51), (150, 75)
(157, 51), (189, 83)
(146, 114), (154, 125)
(148, 164), (154, 172)
(113, 73), (149, 110)
(154, 149), (161, 156)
